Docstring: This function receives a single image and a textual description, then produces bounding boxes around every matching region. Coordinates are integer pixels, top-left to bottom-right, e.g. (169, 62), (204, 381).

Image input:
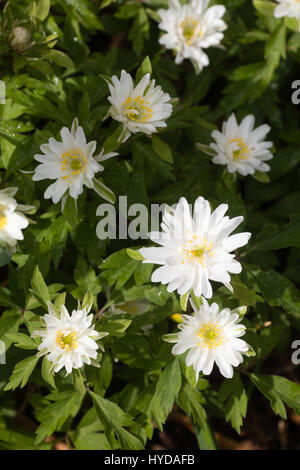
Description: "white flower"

(33, 118), (117, 204)
(210, 114), (274, 176)
(170, 298), (249, 379)
(158, 0), (227, 74)
(140, 196), (251, 298)
(32, 302), (108, 374)
(0, 187), (29, 248)
(107, 70), (173, 142)
(274, 0), (300, 30)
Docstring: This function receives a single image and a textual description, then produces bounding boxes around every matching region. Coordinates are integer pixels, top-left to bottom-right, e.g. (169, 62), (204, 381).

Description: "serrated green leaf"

(89, 391), (144, 450)
(219, 373), (247, 434)
(41, 357), (56, 389)
(31, 265), (50, 310)
(4, 356), (39, 391)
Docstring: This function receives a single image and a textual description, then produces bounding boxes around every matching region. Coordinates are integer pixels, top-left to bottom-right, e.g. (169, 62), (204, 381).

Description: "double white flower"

(140, 196), (251, 299)
(107, 70), (173, 142)
(210, 114), (274, 176)
(32, 302), (108, 375)
(0, 187), (29, 249)
(33, 119), (117, 204)
(158, 0), (227, 74)
(170, 299), (249, 379)
(274, 0), (300, 30)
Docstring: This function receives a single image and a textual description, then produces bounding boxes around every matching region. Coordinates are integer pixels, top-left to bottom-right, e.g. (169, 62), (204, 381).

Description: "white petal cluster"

(140, 196), (251, 298)
(32, 302), (108, 374)
(0, 187), (29, 248)
(107, 70), (173, 142)
(158, 0), (227, 74)
(210, 114), (274, 176)
(33, 119), (117, 204)
(171, 299), (249, 379)
(274, 0), (300, 29)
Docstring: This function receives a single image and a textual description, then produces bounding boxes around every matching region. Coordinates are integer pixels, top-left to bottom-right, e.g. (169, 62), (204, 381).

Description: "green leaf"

(219, 373), (247, 434)
(62, 195), (78, 228)
(177, 382), (207, 429)
(180, 291), (190, 311)
(6, 333), (38, 350)
(41, 357), (56, 389)
(180, 358), (198, 388)
(53, 292), (66, 311)
(71, 427), (109, 450)
(47, 50), (74, 69)
(101, 249), (138, 289)
(128, 6), (150, 56)
(285, 16), (300, 32)
(253, 171), (270, 183)
(102, 125), (123, 153)
(136, 359), (182, 431)
(74, 256), (101, 294)
(162, 333), (179, 343)
(4, 356), (39, 391)
(30, 265), (50, 310)
(99, 318), (132, 337)
(70, 408), (109, 450)
(100, 0), (118, 9)
(126, 248), (145, 261)
(81, 291), (94, 311)
(35, 0), (51, 20)
(190, 292), (203, 310)
(0, 287), (16, 308)
(253, 0), (276, 17)
(72, 370), (86, 396)
(152, 135), (173, 163)
(250, 374), (300, 418)
(0, 312), (21, 349)
(256, 215), (300, 250)
(249, 266), (300, 329)
(196, 142), (217, 157)
(152, 359), (182, 429)
(35, 389), (82, 444)
(112, 333), (154, 369)
(231, 279), (257, 306)
(136, 56), (152, 82)
(60, 0), (103, 30)
(89, 391), (144, 450)
(0, 246), (12, 268)
(0, 429), (51, 450)
(264, 22), (286, 86)
(93, 179), (116, 204)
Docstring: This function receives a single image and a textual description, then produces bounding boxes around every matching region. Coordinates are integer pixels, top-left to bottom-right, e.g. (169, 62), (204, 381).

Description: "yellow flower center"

(56, 331), (78, 351)
(181, 236), (214, 266)
(229, 138), (250, 161)
(0, 216), (7, 230)
(180, 17), (202, 45)
(122, 96), (153, 123)
(197, 323), (224, 349)
(61, 148), (87, 181)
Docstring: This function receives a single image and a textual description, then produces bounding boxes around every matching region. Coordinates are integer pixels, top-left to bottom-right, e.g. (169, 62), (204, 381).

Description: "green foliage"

(250, 374), (300, 418)
(0, 0), (300, 451)
(90, 391), (144, 450)
(219, 373), (248, 434)
(34, 389), (82, 444)
(4, 356), (39, 391)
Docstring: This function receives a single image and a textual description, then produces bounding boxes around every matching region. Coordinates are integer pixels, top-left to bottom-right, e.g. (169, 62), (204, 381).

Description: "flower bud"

(10, 26), (31, 53)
